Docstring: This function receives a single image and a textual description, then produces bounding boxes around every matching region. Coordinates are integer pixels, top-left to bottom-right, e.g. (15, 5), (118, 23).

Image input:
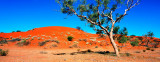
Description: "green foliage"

(0, 49), (8, 56)
(143, 50), (146, 52)
(95, 46), (98, 48)
(113, 26), (120, 34)
(146, 47), (150, 50)
(16, 39), (30, 46)
(125, 53), (131, 56)
(16, 30), (21, 32)
(67, 36), (73, 41)
(38, 40), (49, 46)
(118, 36), (127, 43)
(96, 29), (103, 34)
(130, 38), (139, 46)
(151, 49), (154, 51)
(0, 39), (7, 44)
(119, 27), (128, 36)
(55, 40), (60, 44)
(130, 35), (136, 36)
(147, 31), (154, 38)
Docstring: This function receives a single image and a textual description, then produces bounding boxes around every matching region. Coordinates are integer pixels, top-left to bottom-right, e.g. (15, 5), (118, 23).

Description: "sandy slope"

(0, 26), (160, 62)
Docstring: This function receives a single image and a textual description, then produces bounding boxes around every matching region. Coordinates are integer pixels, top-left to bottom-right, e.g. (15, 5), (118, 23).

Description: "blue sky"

(0, 0), (160, 38)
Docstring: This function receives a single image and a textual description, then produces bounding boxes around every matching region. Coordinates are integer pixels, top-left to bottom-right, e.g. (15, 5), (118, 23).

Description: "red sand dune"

(0, 26), (159, 49)
(0, 26), (160, 62)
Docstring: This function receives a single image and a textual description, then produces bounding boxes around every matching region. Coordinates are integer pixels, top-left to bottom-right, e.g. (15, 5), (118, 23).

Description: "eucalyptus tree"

(56, 0), (140, 57)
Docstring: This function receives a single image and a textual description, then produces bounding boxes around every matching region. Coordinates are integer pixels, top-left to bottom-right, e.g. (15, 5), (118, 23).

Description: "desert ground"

(0, 26), (160, 62)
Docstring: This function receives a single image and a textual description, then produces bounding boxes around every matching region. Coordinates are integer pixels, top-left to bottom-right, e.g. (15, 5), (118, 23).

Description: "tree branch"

(115, 0), (140, 22)
(72, 9), (99, 25)
(97, 0), (101, 25)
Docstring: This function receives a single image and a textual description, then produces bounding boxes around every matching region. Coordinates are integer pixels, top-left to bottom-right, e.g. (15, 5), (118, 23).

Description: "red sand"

(0, 26), (160, 62)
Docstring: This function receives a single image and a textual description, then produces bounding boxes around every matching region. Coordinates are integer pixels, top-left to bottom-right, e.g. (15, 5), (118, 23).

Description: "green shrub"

(95, 46), (98, 48)
(143, 50), (146, 52)
(16, 40), (30, 46)
(146, 47), (150, 50)
(52, 44), (58, 47)
(38, 41), (46, 46)
(0, 49), (2, 52)
(135, 51), (140, 53)
(130, 38), (139, 46)
(0, 39), (7, 44)
(125, 53), (130, 56)
(118, 36), (127, 43)
(151, 49), (154, 51)
(67, 36), (73, 41)
(0, 49), (8, 56)
(55, 40), (60, 44)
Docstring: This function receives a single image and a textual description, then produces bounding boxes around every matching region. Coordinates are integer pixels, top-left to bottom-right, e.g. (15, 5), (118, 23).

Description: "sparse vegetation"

(39, 41), (47, 46)
(37, 37), (41, 40)
(95, 46), (98, 48)
(135, 51), (141, 53)
(0, 49), (8, 56)
(79, 39), (87, 42)
(118, 36), (128, 43)
(52, 44), (58, 47)
(16, 39), (30, 46)
(146, 47), (150, 50)
(69, 43), (78, 48)
(10, 38), (21, 42)
(125, 53), (131, 56)
(143, 50), (146, 52)
(130, 38), (139, 46)
(151, 49), (154, 51)
(16, 30), (21, 32)
(55, 40), (60, 44)
(0, 39), (7, 44)
(76, 26), (83, 31)
(130, 35), (136, 36)
(67, 36), (73, 41)
(77, 49), (80, 52)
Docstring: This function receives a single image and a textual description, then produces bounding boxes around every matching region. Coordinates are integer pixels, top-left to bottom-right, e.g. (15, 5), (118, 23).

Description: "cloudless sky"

(0, 0), (160, 38)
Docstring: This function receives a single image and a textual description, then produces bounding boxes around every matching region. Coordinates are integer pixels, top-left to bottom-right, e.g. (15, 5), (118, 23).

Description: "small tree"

(118, 36), (127, 43)
(113, 26), (120, 40)
(67, 36), (74, 41)
(119, 27), (128, 36)
(113, 26), (120, 34)
(56, 0), (140, 57)
(130, 38), (139, 46)
(76, 26), (81, 30)
(143, 31), (154, 47)
(147, 31), (154, 39)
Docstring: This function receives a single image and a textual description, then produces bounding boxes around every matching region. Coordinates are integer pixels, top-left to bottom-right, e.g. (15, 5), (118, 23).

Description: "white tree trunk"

(109, 33), (120, 57)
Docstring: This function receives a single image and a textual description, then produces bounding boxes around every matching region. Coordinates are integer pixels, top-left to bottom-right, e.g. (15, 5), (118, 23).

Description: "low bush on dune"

(95, 46), (98, 48)
(38, 41), (46, 46)
(0, 39), (7, 44)
(67, 36), (73, 41)
(69, 44), (78, 48)
(143, 50), (146, 52)
(16, 39), (30, 46)
(38, 40), (50, 46)
(52, 44), (58, 47)
(0, 49), (8, 56)
(118, 36), (127, 43)
(130, 38), (139, 47)
(146, 47), (150, 50)
(151, 49), (154, 51)
(9, 38), (21, 42)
